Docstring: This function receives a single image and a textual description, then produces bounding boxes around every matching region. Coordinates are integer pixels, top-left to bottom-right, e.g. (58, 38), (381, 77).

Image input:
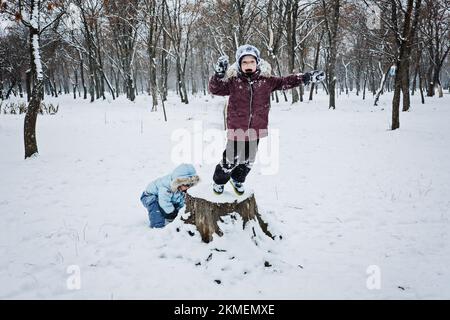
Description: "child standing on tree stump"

(209, 44), (325, 195)
(140, 164), (200, 228)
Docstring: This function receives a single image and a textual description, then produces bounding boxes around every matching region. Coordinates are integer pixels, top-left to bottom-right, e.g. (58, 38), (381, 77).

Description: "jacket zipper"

(248, 79), (254, 130)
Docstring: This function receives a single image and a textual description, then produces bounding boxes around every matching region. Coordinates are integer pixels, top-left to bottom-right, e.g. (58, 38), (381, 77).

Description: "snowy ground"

(0, 90), (449, 299)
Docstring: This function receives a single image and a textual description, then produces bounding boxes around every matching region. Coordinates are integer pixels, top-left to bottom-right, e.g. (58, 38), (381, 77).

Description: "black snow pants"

(213, 139), (260, 185)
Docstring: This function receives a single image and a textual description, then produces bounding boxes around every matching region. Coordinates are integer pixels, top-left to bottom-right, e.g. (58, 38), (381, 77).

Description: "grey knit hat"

(235, 44), (260, 67)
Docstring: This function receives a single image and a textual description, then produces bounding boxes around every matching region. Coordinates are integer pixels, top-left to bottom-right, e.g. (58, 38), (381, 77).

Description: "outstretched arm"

(271, 70), (325, 92)
(209, 74), (231, 96)
(270, 74), (305, 91)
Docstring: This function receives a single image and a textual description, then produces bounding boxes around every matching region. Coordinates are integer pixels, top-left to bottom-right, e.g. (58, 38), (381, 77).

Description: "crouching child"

(140, 164), (200, 228)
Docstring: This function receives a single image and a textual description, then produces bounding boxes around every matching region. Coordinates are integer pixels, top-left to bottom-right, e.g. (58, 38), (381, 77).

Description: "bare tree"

(2, 0), (65, 158)
(106, 0), (140, 101)
(160, 0), (202, 104)
(1, 0), (448, 120)
(0, 27), (28, 99)
(142, 0), (162, 110)
(262, 0), (289, 102)
(389, 0), (422, 130)
(286, 0), (300, 103)
(322, 0), (341, 109)
(420, 0), (450, 97)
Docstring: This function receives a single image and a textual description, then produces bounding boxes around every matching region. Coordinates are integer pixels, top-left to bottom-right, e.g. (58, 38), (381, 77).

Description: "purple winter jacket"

(209, 60), (306, 141)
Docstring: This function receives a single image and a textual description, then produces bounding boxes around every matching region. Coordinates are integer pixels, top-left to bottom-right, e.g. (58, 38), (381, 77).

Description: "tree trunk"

(114, 68), (120, 97)
(309, 30), (324, 101)
(433, 67), (443, 98)
(411, 58), (418, 95)
(323, 0), (340, 109)
(18, 80), (23, 98)
(298, 52), (305, 102)
(0, 72), (3, 100)
(401, 65), (410, 111)
(5, 78), (16, 100)
(180, 73), (189, 104)
(24, 80), (42, 158)
(355, 63), (362, 96)
(63, 64), (70, 94)
(426, 64), (434, 96)
(126, 73), (136, 102)
(134, 73), (139, 97)
(419, 67), (425, 104)
(24, 23), (42, 159)
(95, 23), (106, 100)
(175, 55), (189, 104)
(79, 52), (87, 99)
(343, 60), (350, 95)
(184, 191), (275, 243)
(402, 0), (422, 111)
(73, 68), (78, 99)
(392, 71), (401, 130)
(275, 59), (288, 102)
(286, 0), (299, 104)
(26, 70), (32, 102)
(363, 72), (367, 100)
(374, 64), (390, 106)
(148, 46), (158, 111)
(101, 70), (116, 100)
(160, 39), (168, 101)
(85, 29), (96, 103)
(200, 46), (207, 96)
(391, 0), (416, 130)
(88, 55), (95, 103)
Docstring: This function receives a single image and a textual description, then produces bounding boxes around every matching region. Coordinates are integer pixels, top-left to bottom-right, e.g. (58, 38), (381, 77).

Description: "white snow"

(32, 34), (43, 80)
(28, 1), (43, 81)
(188, 182), (253, 203)
(0, 91), (450, 299)
(30, 1), (39, 30)
(65, 3), (83, 31)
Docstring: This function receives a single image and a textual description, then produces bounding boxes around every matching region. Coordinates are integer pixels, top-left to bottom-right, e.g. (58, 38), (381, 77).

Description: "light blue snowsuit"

(140, 164), (199, 228)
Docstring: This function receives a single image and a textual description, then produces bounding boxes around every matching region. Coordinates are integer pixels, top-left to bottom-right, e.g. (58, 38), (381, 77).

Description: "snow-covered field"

(0, 90), (449, 299)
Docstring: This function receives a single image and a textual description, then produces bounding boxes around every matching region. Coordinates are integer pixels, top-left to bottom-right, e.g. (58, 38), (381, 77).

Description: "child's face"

(179, 185), (190, 192)
(241, 56), (257, 74)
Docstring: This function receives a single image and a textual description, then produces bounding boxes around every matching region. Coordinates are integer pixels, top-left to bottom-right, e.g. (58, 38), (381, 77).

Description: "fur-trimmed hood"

(170, 163), (200, 192)
(224, 59), (272, 80)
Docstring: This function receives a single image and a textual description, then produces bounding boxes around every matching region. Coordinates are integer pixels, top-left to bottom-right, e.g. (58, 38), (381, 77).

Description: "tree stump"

(183, 184), (274, 243)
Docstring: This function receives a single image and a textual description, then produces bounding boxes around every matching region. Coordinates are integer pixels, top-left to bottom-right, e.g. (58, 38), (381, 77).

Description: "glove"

(159, 204), (179, 219)
(166, 207), (178, 220)
(303, 70), (325, 85)
(214, 55), (229, 78)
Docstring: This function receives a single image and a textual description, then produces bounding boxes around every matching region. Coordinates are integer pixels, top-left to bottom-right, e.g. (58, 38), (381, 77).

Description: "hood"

(224, 59), (272, 80)
(170, 163), (200, 192)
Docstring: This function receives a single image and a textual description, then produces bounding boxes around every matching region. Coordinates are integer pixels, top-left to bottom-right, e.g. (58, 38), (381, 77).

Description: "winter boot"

(213, 183), (224, 195)
(230, 179), (244, 195)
